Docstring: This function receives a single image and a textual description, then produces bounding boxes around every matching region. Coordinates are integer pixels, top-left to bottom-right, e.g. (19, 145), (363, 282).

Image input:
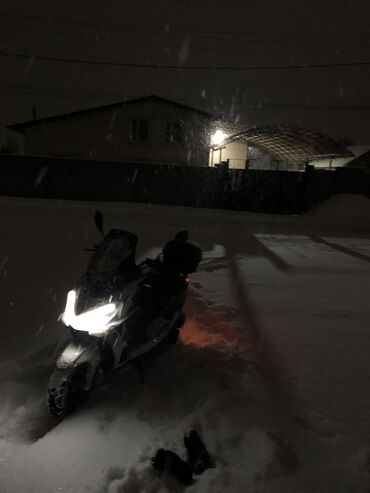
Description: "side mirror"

(94, 210), (104, 237)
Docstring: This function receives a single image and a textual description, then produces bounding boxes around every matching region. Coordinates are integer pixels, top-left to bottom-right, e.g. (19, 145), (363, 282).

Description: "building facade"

(8, 96), (213, 167)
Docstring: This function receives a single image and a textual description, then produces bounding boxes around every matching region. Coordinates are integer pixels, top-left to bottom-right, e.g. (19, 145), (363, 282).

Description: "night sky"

(1, 0), (370, 145)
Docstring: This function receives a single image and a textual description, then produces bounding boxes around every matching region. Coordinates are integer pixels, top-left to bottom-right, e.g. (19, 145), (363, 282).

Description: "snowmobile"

(47, 212), (202, 417)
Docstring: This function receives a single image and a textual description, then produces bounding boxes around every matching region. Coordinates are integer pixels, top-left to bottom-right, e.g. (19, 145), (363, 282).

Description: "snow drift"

(306, 193), (370, 227)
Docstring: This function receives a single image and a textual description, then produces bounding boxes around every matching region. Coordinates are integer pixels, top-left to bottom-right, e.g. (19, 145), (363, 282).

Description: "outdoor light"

(211, 130), (228, 146)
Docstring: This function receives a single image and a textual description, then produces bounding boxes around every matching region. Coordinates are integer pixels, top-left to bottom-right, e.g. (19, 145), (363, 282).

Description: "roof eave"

(6, 95), (215, 131)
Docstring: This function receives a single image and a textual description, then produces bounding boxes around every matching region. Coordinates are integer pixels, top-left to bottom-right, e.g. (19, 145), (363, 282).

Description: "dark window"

(165, 121), (184, 144)
(129, 120), (149, 142)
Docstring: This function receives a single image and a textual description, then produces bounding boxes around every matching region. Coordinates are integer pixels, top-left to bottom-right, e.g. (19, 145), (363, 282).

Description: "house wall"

(209, 141), (305, 171)
(309, 156), (354, 170)
(309, 146), (370, 170)
(23, 99), (211, 166)
(209, 142), (248, 169)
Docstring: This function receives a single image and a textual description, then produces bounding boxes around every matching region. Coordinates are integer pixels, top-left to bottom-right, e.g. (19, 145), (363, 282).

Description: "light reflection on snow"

(180, 317), (227, 348)
(180, 293), (243, 352)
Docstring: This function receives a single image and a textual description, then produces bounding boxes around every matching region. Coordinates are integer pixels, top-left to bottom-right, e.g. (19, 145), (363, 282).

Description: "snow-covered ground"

(0, 195), (369, 492)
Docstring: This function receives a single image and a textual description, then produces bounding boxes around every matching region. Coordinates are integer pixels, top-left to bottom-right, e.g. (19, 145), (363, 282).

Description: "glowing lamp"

(211, 130), (228, 146)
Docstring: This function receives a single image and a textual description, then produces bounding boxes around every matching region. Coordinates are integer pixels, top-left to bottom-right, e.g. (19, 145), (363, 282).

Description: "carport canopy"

(211, 124), (352, 161)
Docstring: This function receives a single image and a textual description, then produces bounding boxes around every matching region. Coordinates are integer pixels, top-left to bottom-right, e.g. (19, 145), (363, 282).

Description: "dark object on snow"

(163, 230), (202, 275)
(184, 430), (214, 474)
(152, 448), (193, 486)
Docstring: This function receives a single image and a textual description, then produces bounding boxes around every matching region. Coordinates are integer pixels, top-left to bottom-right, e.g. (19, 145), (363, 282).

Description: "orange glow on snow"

(180, 316), (242, 351)
(180, 317), (224, 348)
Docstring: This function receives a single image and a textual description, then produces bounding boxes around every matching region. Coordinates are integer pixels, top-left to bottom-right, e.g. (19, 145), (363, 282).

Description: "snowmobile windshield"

(88, 230), (137, 277)
(90, 237), (129, 275)
(79, 273), (118, 299)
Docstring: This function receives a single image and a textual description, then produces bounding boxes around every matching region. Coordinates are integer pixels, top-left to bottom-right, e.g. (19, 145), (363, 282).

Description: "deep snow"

(0, 195), (369, 492)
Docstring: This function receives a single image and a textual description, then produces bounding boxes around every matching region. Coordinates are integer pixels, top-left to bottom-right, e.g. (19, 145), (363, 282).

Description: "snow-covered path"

(0, 197), (369, 492)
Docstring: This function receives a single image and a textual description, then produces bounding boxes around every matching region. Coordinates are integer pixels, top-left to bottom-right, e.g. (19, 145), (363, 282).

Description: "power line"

(2, 85), (370, 111)
(0, 86), (114, 102)
(1, 11), (370, 44)
(2, 24), (370, 58)
(1, 50), (370, 70)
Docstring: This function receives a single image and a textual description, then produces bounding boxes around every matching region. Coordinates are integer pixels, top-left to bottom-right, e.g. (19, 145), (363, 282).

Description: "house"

(8, 95), (353, 172)
(7, 95), (214, 167)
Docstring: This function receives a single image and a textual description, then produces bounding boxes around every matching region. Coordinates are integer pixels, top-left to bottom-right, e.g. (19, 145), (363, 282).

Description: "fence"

(0, 154), (369, 214)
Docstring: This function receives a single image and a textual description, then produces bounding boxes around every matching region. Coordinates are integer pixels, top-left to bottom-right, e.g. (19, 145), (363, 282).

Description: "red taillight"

(180, 274), (190, 285)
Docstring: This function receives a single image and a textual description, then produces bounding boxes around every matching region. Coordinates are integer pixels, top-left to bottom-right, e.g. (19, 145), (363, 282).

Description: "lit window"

(129, 120), (149, 143)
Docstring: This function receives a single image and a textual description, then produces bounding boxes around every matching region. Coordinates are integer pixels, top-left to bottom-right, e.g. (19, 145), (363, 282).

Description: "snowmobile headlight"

(62, 290), (119, 335)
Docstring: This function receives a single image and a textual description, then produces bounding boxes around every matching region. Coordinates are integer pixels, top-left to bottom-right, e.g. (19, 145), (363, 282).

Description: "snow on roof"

(345, 149), (370, 169)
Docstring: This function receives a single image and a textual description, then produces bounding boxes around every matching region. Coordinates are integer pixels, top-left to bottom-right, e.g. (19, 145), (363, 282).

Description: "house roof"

(212, 124), (352, 161)
(7, 95), (215, 133)
(344, 149), (370, 169)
